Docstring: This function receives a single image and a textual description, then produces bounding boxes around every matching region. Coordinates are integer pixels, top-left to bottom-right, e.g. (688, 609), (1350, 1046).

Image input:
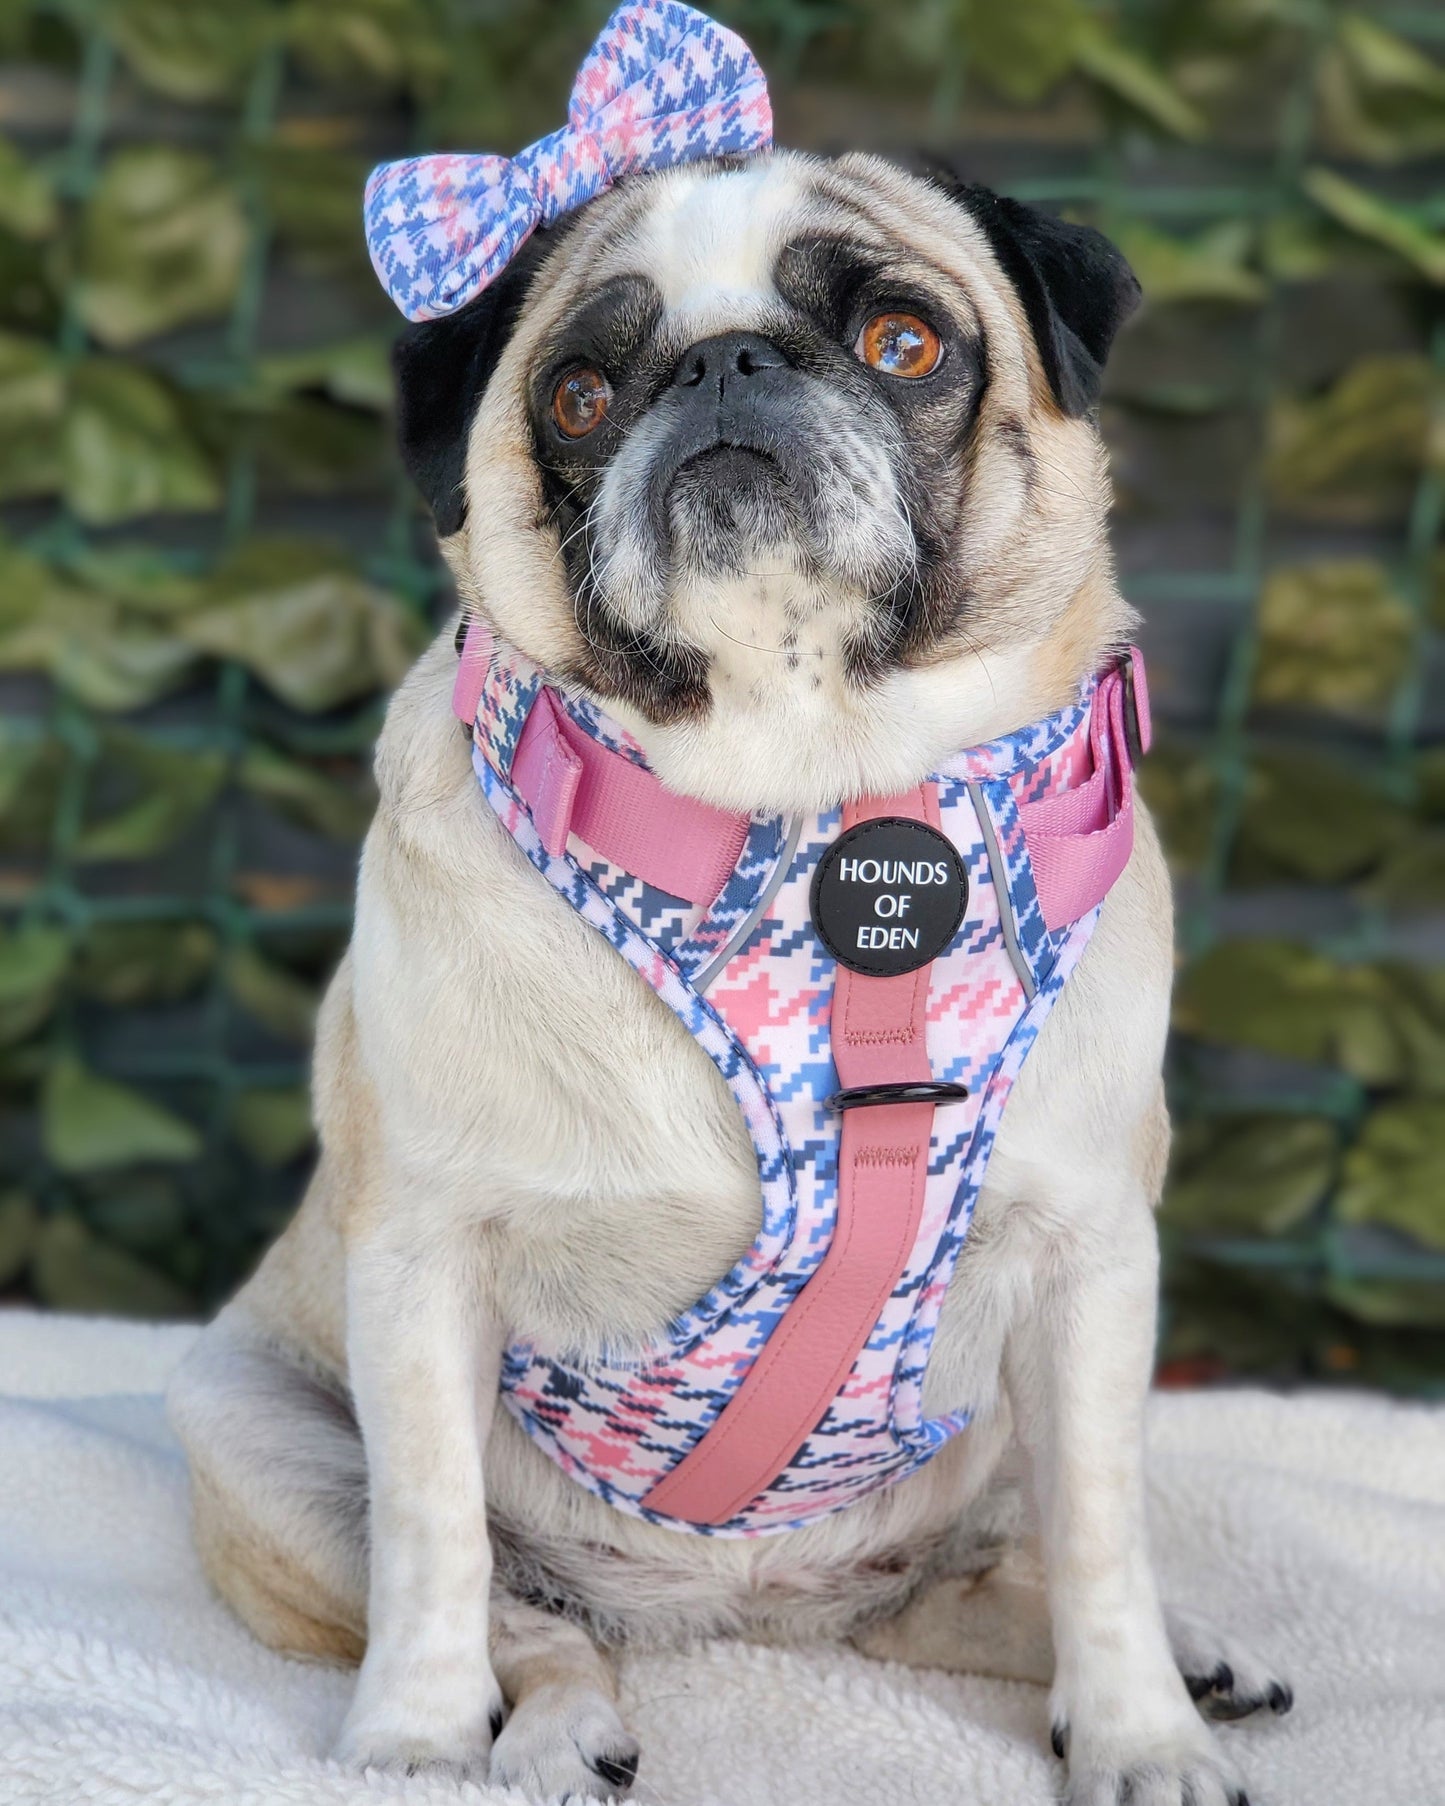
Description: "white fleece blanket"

(1, 1311), (1443, 1806)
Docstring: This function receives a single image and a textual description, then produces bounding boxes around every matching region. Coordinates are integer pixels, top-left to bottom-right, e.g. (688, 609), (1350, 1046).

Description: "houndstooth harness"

(454, 621), (1150, 1536)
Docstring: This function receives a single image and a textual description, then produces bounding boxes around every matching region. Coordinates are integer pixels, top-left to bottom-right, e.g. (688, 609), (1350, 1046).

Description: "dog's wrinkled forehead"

(583, 160), (878, 328)
(542, 155), (985, 350)
(613, 160), (801, 315)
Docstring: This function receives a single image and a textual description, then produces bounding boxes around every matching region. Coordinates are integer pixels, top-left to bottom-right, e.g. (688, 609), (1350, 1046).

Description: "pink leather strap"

(457, 624), (750, 910)
(452, 619), (491, 727)
(1020, 649), (1150, 931)
(644, 786), (941, 1527)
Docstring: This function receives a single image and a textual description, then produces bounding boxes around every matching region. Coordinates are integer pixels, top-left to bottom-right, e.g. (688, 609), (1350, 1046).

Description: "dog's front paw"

(333, 1685), (505, 1782)
(1054, 1719), (1251, 1806)
(490, 1681), (641, 1802)
(1167, 1605), (1294, 1724)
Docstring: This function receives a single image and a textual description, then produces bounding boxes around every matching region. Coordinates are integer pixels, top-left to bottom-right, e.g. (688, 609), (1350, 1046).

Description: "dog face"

(395, 152), (1139, 810)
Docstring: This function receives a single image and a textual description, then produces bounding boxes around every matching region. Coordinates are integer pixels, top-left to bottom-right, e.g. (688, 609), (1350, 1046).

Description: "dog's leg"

(167, 1310), (369, 1663)
(852, 1545), (1055, 1683)
(332, 1213), (504, 1780)
(1008, 1203), (1250, 1806)
(489, 1593), (640, 1801)
(855, 1549), (1293, 1726)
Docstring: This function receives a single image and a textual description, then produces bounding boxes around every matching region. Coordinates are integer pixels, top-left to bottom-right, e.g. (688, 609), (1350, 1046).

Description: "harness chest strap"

(454, 624), (1149, 1522)
(645, 784), (943, 1524)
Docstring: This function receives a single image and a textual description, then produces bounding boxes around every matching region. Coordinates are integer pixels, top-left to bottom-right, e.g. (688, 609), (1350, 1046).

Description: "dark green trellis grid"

(5, 0), (1444, 1336)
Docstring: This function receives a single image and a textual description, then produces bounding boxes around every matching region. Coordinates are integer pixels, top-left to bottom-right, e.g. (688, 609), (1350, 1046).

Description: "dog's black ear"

(927, 170), (1141, 416)
(391, 226), (564, 535)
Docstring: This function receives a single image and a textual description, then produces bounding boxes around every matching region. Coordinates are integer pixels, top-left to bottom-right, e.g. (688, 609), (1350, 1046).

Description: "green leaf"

(75, 146), (250, 346)
(231, 1086), (314, 1166)
(51, 621), (196, 711)
(1234, 750), (1408, 883)
(1324, 1276), (1445, 1331)
(84, 1172), (188, 1253)
(1253, 561), (1413, 719)
(249, 144), (372, 272)
(0, 1191), (38, 1287)
(64, 358), (221, 524)
(0, 726), (64, 854)
(1302, 169), (1445, 285)
(179, 539), (427, 710)
(0, 538), (199, 708)
(0, 136), (58, 239)
(1112, 219), (1264, 306)
(75, 921), (217, 1004)
(30, 1211), (191, 1317)
(239, 742), (375, 840)
(0, 924), (70, 1046)
(0, 225), (62, 336)
(1318, 14), (1445, 164)
(286, 0), (450, 96)
(1267, 354), (1433, 523)
(42, 1056), (203, 1173)
(247, 392), (391, 495)
(1074, 20), (1206, 139)
(1337, 1099), (1445, 1250)
(1377, 964), (1445, 1095)
(64, 543), (206, 617)
(1163, 1115), (1338, 1236)
(1422, 748), (1445, 818)
(1136, 742), (1216, 872)
(75, 737), (226, 862)
(255, 335), (394, 413)
(1174, 941), (1405, 1084)
(1368, 834), (1445, 912)
(955, 0), (1084, 103)
(102, 0), (273, 103)
(221, 944), (318, 1042)
(0, 331), (63, 501)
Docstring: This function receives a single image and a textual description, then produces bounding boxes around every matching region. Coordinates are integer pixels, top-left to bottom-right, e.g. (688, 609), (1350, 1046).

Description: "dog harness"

(454, 623), (1151, 1538)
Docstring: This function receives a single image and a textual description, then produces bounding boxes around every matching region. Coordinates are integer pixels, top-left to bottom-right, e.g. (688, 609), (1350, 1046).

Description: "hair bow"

(364, 1), (773, 324)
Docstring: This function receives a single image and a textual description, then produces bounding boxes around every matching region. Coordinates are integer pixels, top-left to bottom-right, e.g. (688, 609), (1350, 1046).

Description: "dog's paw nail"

(1267, 1681), (1293, 1715)
(1050, 1720), (1069, 1760)
(489, 1703), (506, 1739)
(591, 1743), (641, 1793)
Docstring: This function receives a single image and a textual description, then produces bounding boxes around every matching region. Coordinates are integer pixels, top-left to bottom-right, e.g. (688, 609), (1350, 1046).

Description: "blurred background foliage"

(0, 0), (1442, 1392)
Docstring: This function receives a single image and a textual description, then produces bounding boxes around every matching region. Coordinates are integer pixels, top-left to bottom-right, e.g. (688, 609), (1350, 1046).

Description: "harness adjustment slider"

(826, 1081), (971, 1112)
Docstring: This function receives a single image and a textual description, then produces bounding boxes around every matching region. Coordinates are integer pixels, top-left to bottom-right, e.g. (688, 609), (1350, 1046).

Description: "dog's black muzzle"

(644, 330), (815, 541)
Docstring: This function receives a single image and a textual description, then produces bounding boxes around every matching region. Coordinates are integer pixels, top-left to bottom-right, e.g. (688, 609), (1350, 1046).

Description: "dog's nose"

(670, 331), (787, 400)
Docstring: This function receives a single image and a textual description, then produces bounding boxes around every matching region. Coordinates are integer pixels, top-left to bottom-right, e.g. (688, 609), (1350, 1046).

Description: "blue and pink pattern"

(364, 2), (773, 322)
(467, 637), (1113, 1535)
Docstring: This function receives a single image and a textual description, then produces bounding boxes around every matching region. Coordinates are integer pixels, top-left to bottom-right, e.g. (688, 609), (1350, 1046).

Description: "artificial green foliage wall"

(0, 0), (1442, 1390)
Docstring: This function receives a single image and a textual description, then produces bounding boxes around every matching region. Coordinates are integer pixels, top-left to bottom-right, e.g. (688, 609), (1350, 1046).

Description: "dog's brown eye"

(552, 367), (612, 438)
(855, 314), (943, 379)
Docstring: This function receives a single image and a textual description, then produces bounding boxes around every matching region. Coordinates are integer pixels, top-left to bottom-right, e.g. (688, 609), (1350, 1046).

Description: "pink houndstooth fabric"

(465, 635), (1110, 1535)
(365, 2), (773, 322)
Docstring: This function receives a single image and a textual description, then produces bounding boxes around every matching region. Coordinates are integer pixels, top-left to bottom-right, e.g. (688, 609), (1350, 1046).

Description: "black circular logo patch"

(811, 817), (968, 977)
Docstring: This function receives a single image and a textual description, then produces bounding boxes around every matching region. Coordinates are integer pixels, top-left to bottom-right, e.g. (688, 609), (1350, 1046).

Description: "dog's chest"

(480, 932), (768, 1350)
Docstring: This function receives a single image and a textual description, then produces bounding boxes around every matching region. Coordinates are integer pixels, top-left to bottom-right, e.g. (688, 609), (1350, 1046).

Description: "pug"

(167, 139), (1292, 1806)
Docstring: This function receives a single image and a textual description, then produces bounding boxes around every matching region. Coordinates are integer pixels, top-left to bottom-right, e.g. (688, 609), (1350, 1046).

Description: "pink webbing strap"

(644, 786), (941, 1528)
(452, 619), (492, 728)
(456, 623), (750, 910)
(1020, 649), (1151, 932)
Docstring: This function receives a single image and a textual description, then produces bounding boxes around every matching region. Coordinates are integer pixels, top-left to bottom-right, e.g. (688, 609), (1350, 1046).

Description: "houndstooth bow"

(364, 1), (773, 323)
